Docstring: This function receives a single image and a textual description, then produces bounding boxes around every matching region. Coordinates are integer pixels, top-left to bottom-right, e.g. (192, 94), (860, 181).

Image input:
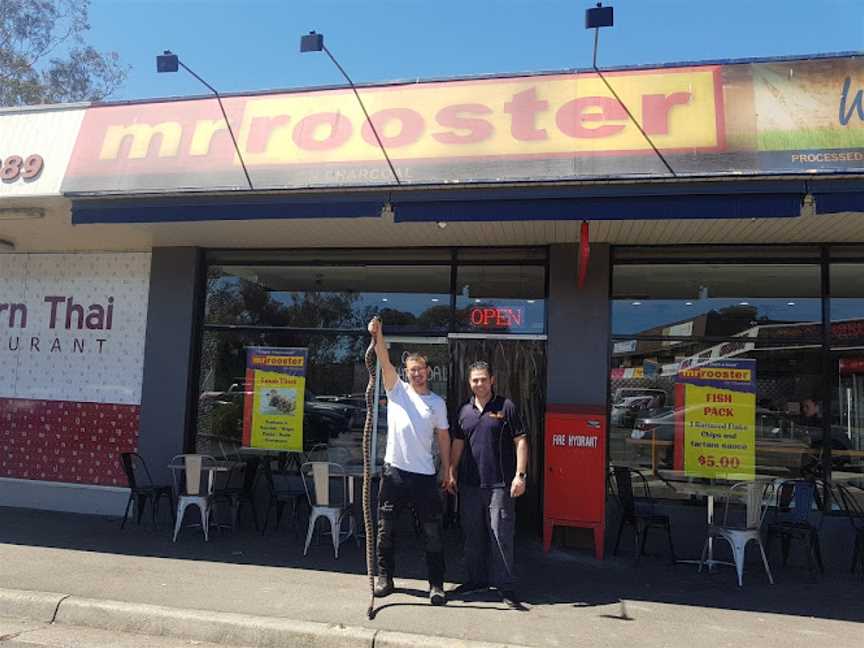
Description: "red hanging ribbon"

(578, 221), (590, 288)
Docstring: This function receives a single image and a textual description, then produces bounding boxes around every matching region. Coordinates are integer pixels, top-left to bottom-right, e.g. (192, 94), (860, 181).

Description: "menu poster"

(674, 359), (756, 479)
(241, 347), (307, 451)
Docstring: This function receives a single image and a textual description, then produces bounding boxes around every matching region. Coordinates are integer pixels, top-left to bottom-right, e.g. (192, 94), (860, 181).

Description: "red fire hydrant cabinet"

(543, 405), (607, 559)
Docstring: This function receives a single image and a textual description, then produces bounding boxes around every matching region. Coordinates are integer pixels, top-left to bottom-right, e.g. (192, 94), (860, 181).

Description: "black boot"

(374, 574), (394, 598)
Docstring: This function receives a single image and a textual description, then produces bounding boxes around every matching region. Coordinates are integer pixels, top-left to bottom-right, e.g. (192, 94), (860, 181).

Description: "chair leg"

(172, 500), (189, 542)
(200, 503), (209, 542)
(330, 511), (341, 559)
(275, 501), (286, 531)
(730, 537), (746, 588)
(304, 512), (320, 556)
(664, 521), (677, 564)
(757, 539), (774, 585)
(780, 534), (791, 567)
(248, 498), (260, 532)
(231, 495), (240, 531)
(638, 524), (650, 561)
(612, 517), (626, 556)
(120, 494), (134, 530)
(151, 495), (160, 529)
(811, 532), (824, 573)
(698, 536), (710, 573)
(135, 495), (148, 525)
(262, 498), (273, 534)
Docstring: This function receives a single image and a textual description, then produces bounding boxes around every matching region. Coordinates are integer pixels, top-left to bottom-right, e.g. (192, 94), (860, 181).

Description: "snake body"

(362, 329), (378, 619)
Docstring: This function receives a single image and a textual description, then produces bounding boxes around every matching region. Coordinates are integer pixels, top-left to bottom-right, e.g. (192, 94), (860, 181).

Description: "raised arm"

(368, 317), (398, 391)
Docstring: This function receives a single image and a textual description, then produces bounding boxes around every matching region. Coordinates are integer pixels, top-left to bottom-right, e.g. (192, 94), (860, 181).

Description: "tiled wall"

(0, 399), (139, 486)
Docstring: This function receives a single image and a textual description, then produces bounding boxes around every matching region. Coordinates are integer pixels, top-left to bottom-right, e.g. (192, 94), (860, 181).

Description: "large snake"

(362, 319), (379, 620)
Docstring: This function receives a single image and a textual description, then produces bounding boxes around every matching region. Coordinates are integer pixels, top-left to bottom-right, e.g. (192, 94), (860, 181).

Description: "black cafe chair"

(610, 465), (676, 564)
(215, 456), (261, 531)
(832, 482), (864, 577)
(261, 457), (306, 534)
(119, 452), (175, 530)
(765, 478), (825, 576)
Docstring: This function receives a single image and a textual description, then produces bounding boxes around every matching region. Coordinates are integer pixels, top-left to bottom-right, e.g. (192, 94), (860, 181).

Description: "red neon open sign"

(469, 306), (525, 329)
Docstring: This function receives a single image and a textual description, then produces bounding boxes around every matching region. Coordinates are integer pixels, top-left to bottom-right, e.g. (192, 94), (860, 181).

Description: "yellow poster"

(675, 359), (756, 479)
(242, 347), (307, 451)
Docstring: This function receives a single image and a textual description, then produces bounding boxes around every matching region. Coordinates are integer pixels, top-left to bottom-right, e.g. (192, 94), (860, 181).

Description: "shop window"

(197, 331), (373, 464)
(205, 265), (451, 333)
(454, 265), (546, 334)
(609, 338), (826, 499)
(830, 263), (864, 347)
(612, 263), (821, 339)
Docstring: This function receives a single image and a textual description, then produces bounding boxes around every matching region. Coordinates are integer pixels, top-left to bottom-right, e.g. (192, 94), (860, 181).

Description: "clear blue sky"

(89, 0), (864, 102)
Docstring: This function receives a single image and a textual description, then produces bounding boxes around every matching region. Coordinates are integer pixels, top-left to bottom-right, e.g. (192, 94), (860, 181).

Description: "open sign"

(469, 306), (525, 329)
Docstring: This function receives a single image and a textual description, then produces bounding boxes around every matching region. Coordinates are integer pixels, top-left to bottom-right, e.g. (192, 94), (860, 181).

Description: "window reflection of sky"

(613, 298), (822, 335)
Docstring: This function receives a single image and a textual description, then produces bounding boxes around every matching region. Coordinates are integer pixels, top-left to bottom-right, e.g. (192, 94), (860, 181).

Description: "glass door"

(373, 337), (449, 470)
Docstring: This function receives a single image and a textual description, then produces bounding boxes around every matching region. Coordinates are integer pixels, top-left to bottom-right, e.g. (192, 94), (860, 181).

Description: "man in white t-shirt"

(368, 318), (451, 606)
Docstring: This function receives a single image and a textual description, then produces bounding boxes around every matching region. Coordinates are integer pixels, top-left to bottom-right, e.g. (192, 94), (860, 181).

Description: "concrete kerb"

(0, 588), (530, 648)
(0, 589), (67, 624)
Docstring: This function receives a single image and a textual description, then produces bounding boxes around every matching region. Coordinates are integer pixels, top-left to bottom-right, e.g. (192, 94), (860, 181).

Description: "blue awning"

(69, 178), (839, 225)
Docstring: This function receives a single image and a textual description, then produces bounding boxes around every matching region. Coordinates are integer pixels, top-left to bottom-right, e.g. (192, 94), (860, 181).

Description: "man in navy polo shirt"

(448, 361), (529, 609)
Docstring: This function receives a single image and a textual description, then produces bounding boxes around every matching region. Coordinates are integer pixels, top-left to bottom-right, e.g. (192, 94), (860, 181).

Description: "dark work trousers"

(460, 485), (516, 590)
(376, 464), (445, 588)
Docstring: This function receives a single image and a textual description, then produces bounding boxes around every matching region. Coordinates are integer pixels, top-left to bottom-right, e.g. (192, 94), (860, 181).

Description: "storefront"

(0, 52), (862, 546)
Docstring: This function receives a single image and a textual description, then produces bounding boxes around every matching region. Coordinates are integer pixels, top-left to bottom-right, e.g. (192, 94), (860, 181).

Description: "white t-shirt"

(384, 379), (449, 475)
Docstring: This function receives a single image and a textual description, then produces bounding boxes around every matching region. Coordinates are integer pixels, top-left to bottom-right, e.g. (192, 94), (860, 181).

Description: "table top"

(167, 460), (245, 472)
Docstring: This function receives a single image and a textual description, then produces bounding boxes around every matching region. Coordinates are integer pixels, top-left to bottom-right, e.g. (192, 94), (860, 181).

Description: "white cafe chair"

(170, 454), (218, 542)
(700, 481), (775, 587)
(300, 461), (354, 558)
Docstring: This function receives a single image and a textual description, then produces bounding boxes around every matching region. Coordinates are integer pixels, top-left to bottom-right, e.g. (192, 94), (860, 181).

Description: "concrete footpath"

(0, 506), (861, 647)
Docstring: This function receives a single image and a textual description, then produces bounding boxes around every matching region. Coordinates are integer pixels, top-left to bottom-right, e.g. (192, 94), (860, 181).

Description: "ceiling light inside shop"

(739, 301), (750, 305)
(527, 300), (535, 304)
(787, 301), (796, 306)
(431, 298), (439, 302)
(631, 301), (642, 306)
(381, 297), (389, 302)
(685, 301), (694, 306)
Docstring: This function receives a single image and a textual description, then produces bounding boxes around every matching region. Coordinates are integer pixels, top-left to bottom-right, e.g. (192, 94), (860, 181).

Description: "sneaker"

(499, 590), (523, 610)
(429, 584), (446, 606)
(373, 575), (394, 598)
(449, 581), (487, 597)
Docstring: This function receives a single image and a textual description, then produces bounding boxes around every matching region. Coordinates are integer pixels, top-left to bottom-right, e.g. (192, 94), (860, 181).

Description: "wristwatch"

(516, 472), (527, 480)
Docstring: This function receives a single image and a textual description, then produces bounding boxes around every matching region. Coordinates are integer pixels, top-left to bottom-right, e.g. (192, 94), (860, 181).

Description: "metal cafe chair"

(170, 454), (219, 542)
(764, 478), (826, 575)
(609, 465), (676, 564)
(118, 452), (174, 530)
(832, 482), (864, 577)
(300, 461), (354, 559)
(699, 481), (775, 587)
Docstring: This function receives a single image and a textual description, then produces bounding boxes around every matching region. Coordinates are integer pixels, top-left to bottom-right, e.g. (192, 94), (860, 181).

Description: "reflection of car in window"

(198, 381), (365, 451)
(630, 405), (855, 471)
(610, 388), (667, 428)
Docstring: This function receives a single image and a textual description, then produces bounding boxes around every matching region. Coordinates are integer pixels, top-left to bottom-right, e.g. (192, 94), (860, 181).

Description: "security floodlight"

(583, 3), (674, 177)
(300, 31), (324, 53)
(299, 31), (401, 186)
(585, 4), (613, 29)
(156, 50), (179, 73)
(156, 50), (254, 190)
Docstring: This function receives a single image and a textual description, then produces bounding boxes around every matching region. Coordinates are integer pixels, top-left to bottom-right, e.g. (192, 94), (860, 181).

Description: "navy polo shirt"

(453, 394), (524, 488)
